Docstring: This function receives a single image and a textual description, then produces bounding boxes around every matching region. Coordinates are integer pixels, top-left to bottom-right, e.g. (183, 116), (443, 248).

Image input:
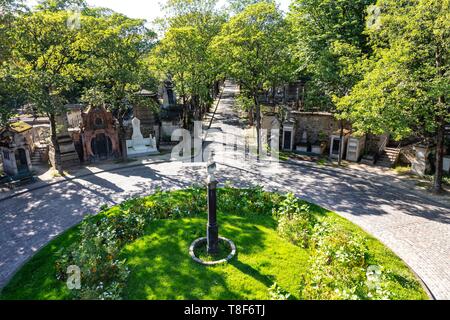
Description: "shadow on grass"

(229, 258), (273, 287)
(122, 214), (273, 300)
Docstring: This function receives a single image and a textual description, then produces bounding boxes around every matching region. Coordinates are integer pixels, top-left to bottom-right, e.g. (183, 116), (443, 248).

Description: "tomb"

(444, 156), (450, 174)
(162, 79), (177, 108)
(133, 89), (160, 140)
(126, 117), (159, 157)
(49, 114), (80, 169)
(411, 144), (432, 176)
(346, 135), (367, 162)
(0, 121), (33, 176)
(282, 119), (296, 151)
(330, 129), (351, 160)
(81, 105), (120, 162)
(296, 130), (308, 153)
(261, 113), (280, 144)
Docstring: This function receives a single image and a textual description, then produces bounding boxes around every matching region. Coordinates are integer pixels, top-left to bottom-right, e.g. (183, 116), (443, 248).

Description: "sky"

(26, 0), (292, 24)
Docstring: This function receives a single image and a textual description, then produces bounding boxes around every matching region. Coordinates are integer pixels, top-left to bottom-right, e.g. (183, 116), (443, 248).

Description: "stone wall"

(291, 112), (346, 145)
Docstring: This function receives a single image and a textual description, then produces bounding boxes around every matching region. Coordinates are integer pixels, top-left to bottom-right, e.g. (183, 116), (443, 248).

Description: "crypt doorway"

(15, 148), (30, 174)
(91, 133), (112, 161)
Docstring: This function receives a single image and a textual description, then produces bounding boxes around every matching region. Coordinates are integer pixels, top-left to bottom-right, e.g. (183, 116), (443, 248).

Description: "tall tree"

(0, 0), (26, 126)
(336, 0), (450, 193)
(7, 9), (91, 170)
(212, 2), (293, 156)
(154, 0), (226, 128)
(288, 0), (374, 164)
(83, 11), (157, 161)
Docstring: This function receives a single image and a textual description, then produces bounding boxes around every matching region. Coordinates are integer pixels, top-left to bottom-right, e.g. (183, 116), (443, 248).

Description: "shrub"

(268, 283), (291, 300)
(55, 186), (208, 300)
(273, 193), (317, 248)
(55, 220), (130, 300)
(218, 187), (280, 215)
(300, 224), (391, 300)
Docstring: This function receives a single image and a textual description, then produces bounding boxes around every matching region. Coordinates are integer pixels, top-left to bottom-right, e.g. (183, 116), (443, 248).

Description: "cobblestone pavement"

(0, 82), (449, 299)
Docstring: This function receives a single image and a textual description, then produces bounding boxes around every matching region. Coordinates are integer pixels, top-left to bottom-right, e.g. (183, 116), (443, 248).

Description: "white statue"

(131, 117), (145, 146)
(126, 117), (159, 156)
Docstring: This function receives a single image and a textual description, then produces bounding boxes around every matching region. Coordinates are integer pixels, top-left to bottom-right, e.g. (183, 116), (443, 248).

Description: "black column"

(207, 180), (219, 254)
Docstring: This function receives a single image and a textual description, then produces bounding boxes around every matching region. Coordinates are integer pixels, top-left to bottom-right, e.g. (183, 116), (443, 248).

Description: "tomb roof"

(0, 121), (32, 134)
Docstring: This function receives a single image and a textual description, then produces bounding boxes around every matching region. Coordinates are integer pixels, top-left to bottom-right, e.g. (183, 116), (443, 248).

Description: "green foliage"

(153, 0), (226, 123)
(273, 193), (318, 248)
(268, 282), (291, 300)
(336, 0), (450, 140)
(1, 188), (428, 300)
(235, 94), (254, 112)
(212, 2), (294, 97)
(82, 12), (157, 120)
(300, 222), (391, 300)
(55, 220), (130, 300)
(1, 4), (157, 158)
(36, 0), (87, 11)
(218, 186), (282, 215)
(288, 0), (374, 109)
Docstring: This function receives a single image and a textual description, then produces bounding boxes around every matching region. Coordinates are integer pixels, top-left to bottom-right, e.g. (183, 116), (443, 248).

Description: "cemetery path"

(1, 81), (449, 299)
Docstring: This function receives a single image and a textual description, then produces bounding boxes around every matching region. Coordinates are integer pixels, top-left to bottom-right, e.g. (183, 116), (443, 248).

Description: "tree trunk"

(49, 113), (62, 173)
(248, 105), (254, 126)
(254, 94), (261, 159)
(338, 120), (344, 166)
(433, 116), (445, 194)
(433, 45), (445, 194)
(117, 116), (127, 162)
(182, 96), (189, 129)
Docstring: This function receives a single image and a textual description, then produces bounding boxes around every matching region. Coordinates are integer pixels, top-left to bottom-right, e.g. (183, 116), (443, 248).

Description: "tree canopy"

(335, 0), (450, 191)
(212, 2), (294, 154)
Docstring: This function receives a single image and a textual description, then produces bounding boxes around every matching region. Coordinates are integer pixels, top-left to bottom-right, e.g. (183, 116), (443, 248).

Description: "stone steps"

(376, 147), (401, 168)
(31, 145), (49, 165)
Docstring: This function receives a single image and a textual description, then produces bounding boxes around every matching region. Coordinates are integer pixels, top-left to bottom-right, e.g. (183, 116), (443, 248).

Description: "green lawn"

(0, 189), (429, 300)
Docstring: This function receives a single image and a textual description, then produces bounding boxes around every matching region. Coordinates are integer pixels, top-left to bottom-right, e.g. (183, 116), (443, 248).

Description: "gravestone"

(126, 117), (159, 157)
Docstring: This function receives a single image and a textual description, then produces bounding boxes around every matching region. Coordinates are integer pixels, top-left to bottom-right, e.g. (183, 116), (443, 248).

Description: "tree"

(288, 0), (375, 164)
(154, 0), (226, 128)
(227, 0), (275, 14)
(82, 11), (157, 161)
(336, 0), (450, 193)
(0, 0), (26, 127)
(212, 2), (293, 156)
(35, 0), (87, 11)
(7, 9), (91, 170)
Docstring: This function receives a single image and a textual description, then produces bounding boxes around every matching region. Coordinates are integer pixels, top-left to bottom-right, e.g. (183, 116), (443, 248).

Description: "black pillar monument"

(206, 159), (219, 255)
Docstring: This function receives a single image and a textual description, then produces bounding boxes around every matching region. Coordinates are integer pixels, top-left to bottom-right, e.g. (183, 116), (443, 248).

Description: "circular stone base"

(189, 237), (237, 266)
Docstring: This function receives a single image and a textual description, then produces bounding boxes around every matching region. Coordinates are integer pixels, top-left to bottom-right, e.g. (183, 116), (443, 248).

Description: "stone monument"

(296, 130), (309, 153)
(126, 117), (159, 157)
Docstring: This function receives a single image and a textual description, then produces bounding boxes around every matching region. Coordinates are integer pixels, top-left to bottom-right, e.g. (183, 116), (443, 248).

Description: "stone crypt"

(0, 121), (33, 176)
(81, 105), (120, 162)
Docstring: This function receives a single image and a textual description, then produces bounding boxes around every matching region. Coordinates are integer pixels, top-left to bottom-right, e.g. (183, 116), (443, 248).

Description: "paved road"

(0, 82), (449, 299)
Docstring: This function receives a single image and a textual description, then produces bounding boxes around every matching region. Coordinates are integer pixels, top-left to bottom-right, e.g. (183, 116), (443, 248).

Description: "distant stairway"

(31, 143), (48, 166)
(376, 147), (401, 168)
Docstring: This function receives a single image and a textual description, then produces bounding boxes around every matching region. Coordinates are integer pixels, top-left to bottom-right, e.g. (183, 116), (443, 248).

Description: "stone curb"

(189, 237), (237, 266)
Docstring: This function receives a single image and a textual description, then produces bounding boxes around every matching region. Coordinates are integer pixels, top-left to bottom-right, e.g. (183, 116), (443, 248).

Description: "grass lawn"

(0, 189), (429, 300)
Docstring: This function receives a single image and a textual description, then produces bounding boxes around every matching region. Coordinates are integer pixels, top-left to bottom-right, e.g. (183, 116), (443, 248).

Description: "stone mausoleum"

(0, 122), (33, 176)
(80, 105), (121, 162)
